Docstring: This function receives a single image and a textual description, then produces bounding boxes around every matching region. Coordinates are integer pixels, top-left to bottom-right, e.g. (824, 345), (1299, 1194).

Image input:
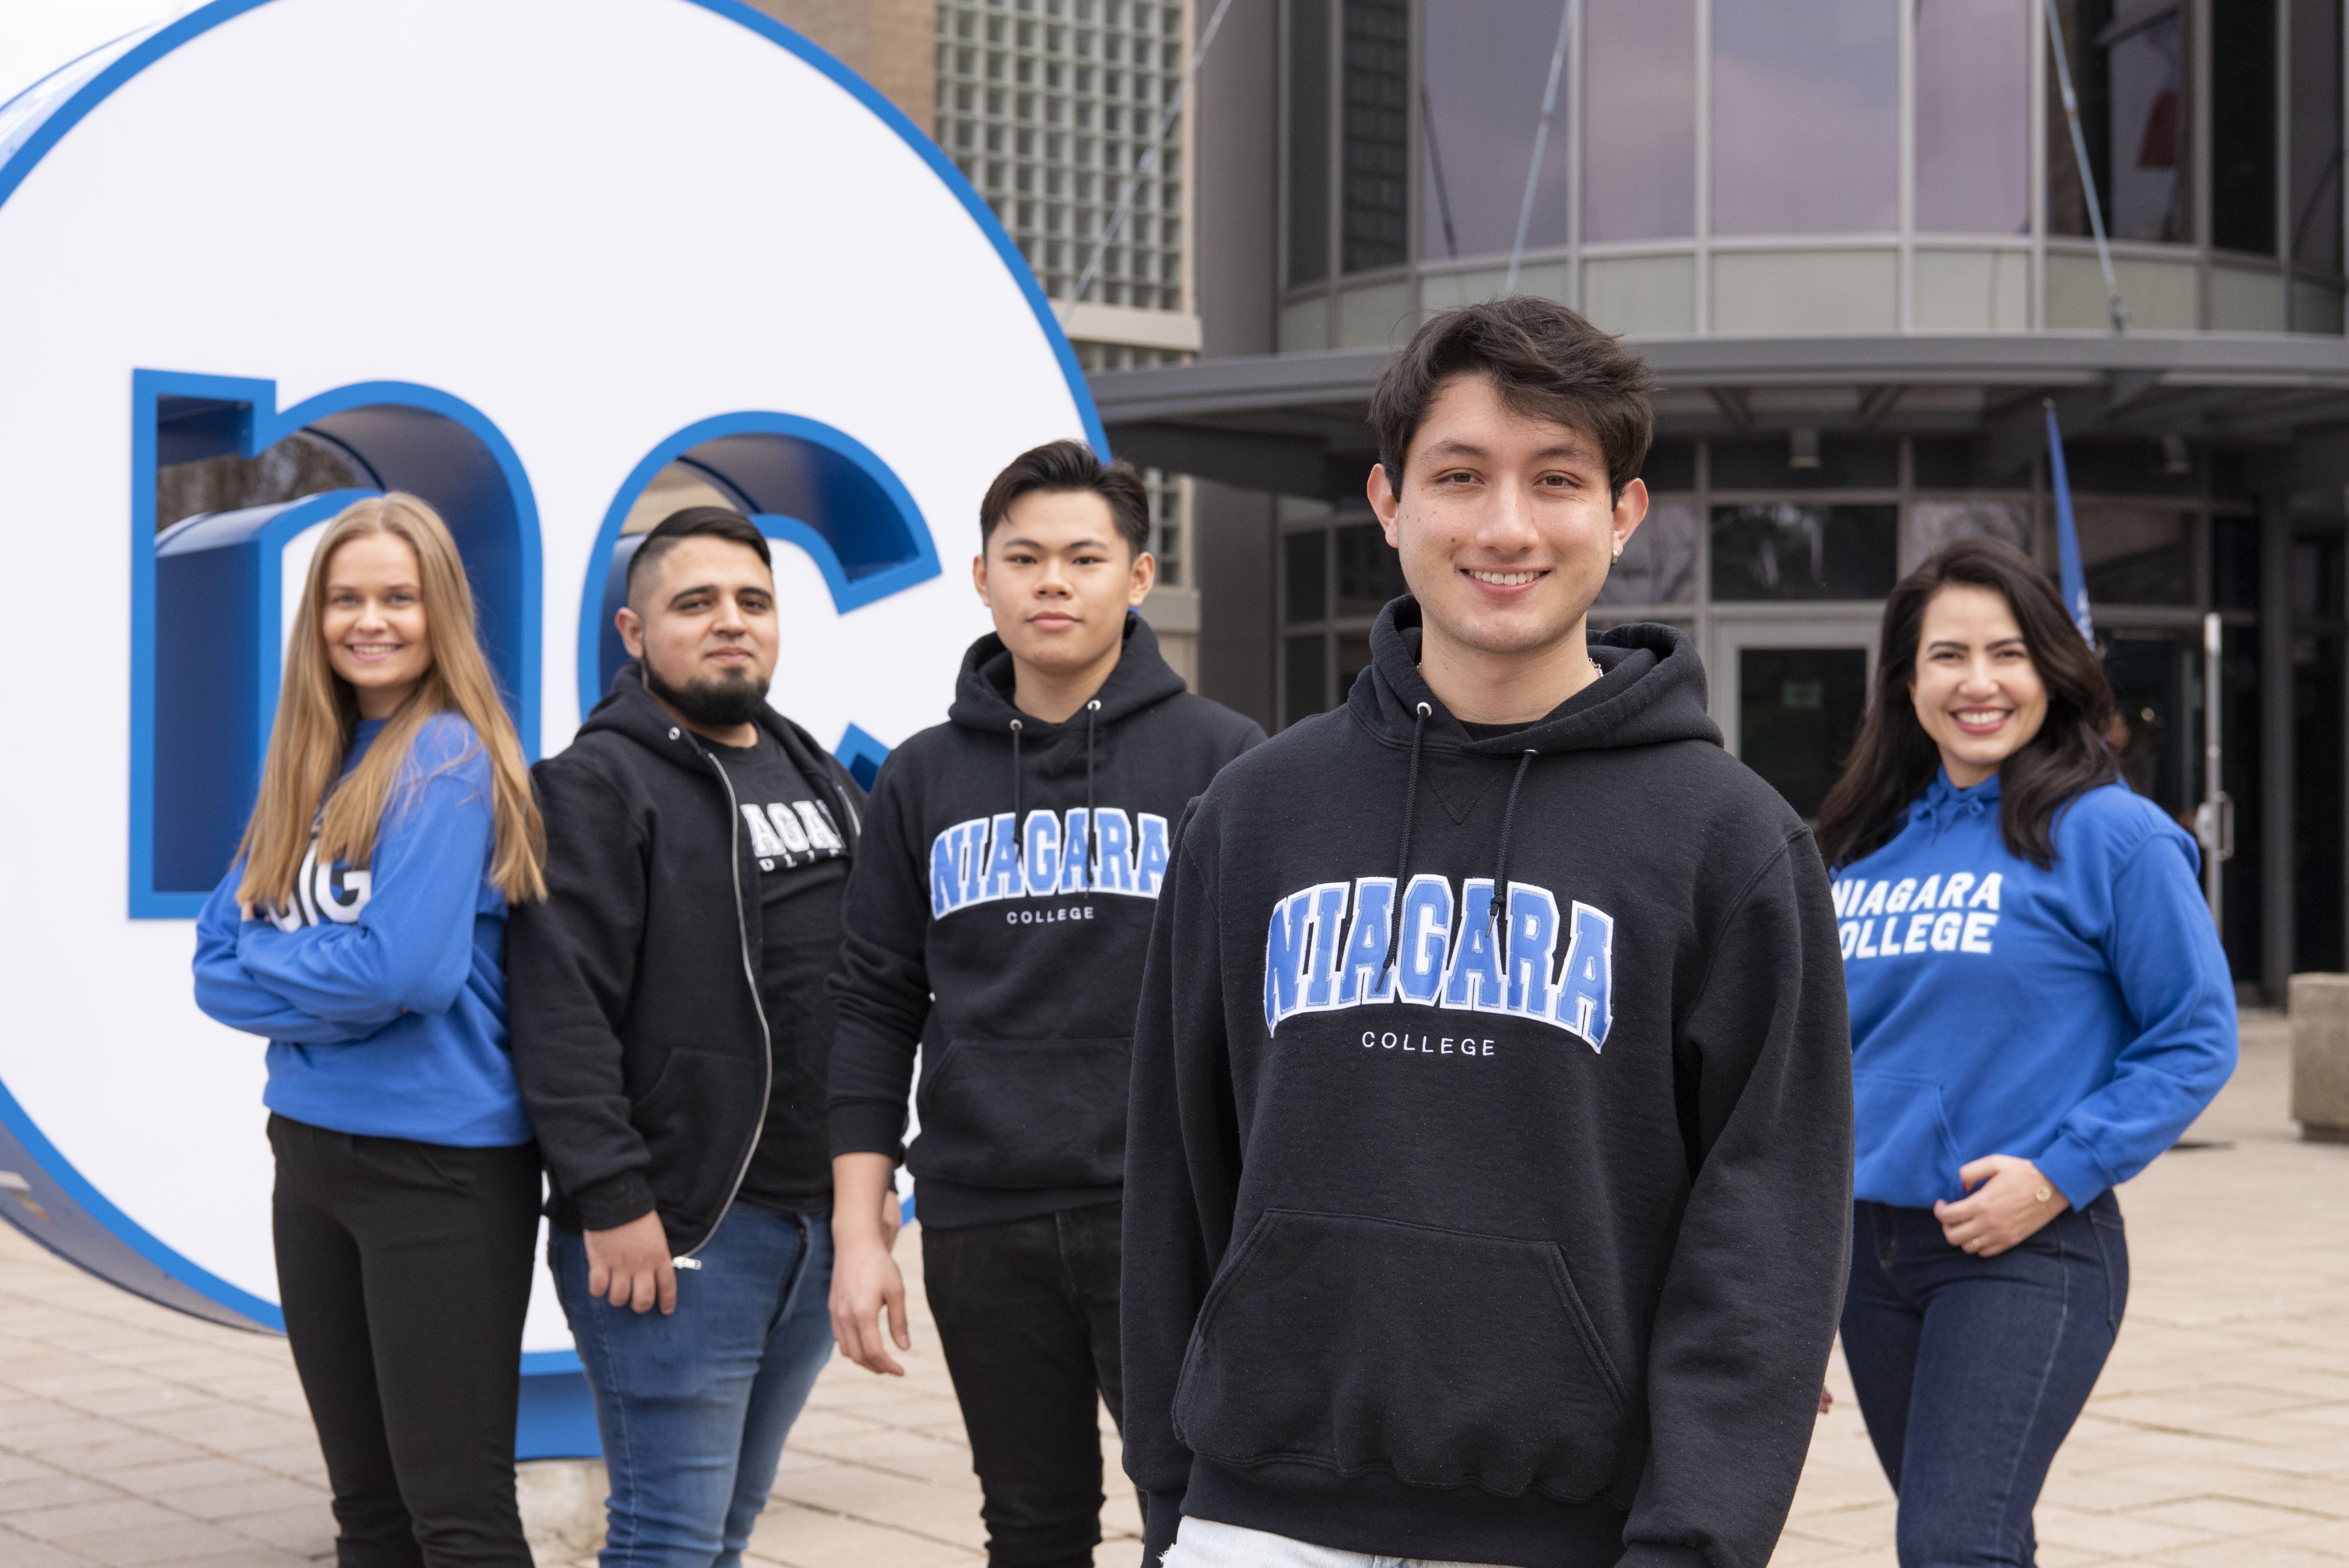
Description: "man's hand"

(585, 1211), (677, 1315)
(830, 1152), (911, 1375)
(1933, 1154), (2069, 1258)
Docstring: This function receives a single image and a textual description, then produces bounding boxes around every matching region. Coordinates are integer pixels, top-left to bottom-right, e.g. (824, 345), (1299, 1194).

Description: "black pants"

(923, 1202), (1124, 1568)
(269, 1114), (540, 1568)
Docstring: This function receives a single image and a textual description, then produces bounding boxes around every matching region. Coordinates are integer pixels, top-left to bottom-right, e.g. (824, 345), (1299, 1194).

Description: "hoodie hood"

(1905, 766), (2001, 843)
(949, 615), (1188, 742)
(946, 614), (1194, 832)
(1349, 596), (1722, 755)
(578, 661), (864, 842)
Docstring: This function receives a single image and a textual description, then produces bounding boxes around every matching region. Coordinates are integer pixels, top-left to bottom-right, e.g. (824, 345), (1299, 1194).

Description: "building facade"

(1095, 0), (2349, 1003)
(748, 0), (1206, 672)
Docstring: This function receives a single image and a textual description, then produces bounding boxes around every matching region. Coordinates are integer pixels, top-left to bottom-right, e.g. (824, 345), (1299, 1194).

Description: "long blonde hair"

(236, 493), (547, 908)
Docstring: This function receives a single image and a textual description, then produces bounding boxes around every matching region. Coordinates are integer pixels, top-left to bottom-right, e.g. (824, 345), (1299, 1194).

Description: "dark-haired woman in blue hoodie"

(1816, 537), (2235, 1568)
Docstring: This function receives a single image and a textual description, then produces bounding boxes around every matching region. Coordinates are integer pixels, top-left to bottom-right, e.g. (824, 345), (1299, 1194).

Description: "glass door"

(1711, 615), (1881, 824)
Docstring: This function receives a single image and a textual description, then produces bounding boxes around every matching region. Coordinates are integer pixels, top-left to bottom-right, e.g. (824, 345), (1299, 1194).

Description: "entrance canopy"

(1097, 332), (2349, 503)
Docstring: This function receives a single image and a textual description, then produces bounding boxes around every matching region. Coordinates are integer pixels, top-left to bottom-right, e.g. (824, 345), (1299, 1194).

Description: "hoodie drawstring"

(1491, 749), (1536, 937)
(1083, 699), (1102, 886)
(1008, 719), (1024, 832)
(1380, 703), (1433, 986)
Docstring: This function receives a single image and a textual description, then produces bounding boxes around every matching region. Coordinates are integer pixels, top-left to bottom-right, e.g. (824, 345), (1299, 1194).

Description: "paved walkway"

(0, 1015), (2340, 1566)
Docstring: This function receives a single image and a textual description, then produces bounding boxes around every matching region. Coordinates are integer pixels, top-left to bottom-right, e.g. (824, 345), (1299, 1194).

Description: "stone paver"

(2, 1015), (2340, 1566)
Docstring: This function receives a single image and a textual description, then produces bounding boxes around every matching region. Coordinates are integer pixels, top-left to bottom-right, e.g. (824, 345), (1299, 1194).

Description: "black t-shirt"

(705, 730), (850, 1217)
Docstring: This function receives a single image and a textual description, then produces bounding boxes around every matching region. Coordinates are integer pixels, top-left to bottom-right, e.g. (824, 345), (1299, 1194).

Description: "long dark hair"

(1816, 536), (2117, 871)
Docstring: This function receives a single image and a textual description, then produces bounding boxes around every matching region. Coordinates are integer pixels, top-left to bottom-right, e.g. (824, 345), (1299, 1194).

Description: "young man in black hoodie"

(1122, 300), (1852, 1568)
(509, 508), (866, 1566)
(827, 442), (1263, 1568)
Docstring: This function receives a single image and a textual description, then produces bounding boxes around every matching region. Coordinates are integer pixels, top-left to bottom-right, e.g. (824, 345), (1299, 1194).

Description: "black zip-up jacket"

(826, 617), (1263, 1229)
(508, 665), (864, 1258)
(1122, 602), (1852, 1568)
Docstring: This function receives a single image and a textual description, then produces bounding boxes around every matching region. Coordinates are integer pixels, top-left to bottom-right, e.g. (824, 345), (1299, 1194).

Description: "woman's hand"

(1933, 1154), (2069, 1257)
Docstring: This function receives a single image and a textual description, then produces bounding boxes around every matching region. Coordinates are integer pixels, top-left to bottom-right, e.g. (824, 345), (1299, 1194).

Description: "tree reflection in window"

(1710, 502), (1898, 601)
(156, 432), (363, 533)
(1597, 502), (1698, 606)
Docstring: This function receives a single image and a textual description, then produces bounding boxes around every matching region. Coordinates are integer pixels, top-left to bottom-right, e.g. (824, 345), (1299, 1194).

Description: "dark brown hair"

(980, 439), (1152, 556)
(1367, 297), (1655, 498)
(626, 506), (772, 602)
(1816, 536), (2118, 871)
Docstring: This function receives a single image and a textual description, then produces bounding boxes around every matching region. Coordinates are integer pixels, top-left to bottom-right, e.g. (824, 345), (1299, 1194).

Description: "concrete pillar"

(2290, 972), (2349, 1143)
(2261, 487), (2296, 1000)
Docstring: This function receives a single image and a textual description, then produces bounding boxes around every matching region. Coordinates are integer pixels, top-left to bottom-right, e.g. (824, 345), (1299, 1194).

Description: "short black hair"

(625, 506), (772, 603)
(1368, 297), (1655, 501)
(979, 439), (1152, 556)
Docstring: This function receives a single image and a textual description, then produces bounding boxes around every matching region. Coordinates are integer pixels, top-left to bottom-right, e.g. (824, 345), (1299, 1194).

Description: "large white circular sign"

(0, 0), (1100, 1455)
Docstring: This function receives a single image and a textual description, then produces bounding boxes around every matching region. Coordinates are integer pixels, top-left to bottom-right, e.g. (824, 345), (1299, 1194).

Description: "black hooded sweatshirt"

(1122, 602), (1852, 1568)
(826, 617), (1263, 1228)
(508, 665), (865, 1258)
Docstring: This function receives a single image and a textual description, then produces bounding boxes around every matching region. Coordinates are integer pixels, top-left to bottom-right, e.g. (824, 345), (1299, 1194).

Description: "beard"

(642, 658), (770, 730)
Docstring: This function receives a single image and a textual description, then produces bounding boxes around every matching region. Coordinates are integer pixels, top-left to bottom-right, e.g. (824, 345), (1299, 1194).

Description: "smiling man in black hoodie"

(1122, 300), (1852, 1568)
(827, 441), (1263, 1568)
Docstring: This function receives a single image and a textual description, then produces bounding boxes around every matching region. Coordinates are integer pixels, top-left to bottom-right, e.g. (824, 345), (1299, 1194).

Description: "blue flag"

(2044, 400), (2093, 643)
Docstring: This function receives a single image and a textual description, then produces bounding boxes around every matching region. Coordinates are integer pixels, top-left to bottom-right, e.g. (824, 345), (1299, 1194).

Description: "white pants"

(1162, 1515), (1519, 1568)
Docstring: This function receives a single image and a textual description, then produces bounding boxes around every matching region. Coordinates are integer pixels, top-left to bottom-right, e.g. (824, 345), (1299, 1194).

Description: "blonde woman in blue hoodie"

(1816, 537), (2235, 1568)
(192, 494), (545, 1568)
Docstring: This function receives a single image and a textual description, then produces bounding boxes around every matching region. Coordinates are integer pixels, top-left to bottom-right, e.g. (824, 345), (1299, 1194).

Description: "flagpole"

(2040, 0), (2128, 333)
(2043, 400), (2094, 645)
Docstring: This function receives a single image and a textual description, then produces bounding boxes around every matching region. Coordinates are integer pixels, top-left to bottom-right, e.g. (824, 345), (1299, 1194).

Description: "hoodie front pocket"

(1172, 1210), (1628, 1503)
(1851, 1068), (1964, 1206)
(913, 1036), (1132, 1189)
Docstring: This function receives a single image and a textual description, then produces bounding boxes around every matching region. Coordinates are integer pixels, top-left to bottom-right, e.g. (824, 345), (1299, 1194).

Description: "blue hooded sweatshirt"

(1835, 769), (2235, 1211)
(192, 713), (529, 1146)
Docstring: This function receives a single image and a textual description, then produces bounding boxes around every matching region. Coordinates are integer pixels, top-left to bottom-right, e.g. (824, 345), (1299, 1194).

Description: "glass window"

(1285, 634), (1329, 722)
(2291, 0), (2343, 274)
(1710, 502), (1899, 600)
(1710, 0), (1897, 235)
(2077, 505), (2192, 604)
(1341, 0), (1410, 272)
(1583, 0), (1695, 242)
(1710, 436), (1898, 491)
(1738, 648), (1871, 821)
(1418, 0), (1570, 262)
(1907, 500), (2030, 563)
(2104, 633), (2188, 809)
(1283, 530), (1327, 622)
(1335, 520), (1407, 615)
(1915, 0), (2029, 233)
(2048, 1), (2191, 245)
(1640, 439), (1698, 492)
(2211, 515), (2260, 611)
(1287, 0), (1332, 287)
(1911, 437), (2001, 489)
(1598, 502), (1698, 606)
(2211, 0), (2277, 255)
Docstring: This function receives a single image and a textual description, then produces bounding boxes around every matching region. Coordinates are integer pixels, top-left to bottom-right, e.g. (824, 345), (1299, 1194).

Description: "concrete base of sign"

(2289, 973), (2349, 1143)
(519, 1458), (607, 1563)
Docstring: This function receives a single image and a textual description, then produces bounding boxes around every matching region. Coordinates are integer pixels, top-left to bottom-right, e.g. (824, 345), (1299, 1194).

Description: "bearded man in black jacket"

(1121, 300), (1853, 1568)
(509, 507), (866, 1568)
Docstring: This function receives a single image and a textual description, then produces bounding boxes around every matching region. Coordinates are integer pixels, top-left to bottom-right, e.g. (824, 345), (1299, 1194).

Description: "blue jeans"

(551, 1206), (834, 1568)
(1840, 1195), (2129, 1568)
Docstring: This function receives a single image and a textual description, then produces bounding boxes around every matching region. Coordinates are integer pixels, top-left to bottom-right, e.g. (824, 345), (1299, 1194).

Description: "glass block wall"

(935, 0), (1189, 309)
